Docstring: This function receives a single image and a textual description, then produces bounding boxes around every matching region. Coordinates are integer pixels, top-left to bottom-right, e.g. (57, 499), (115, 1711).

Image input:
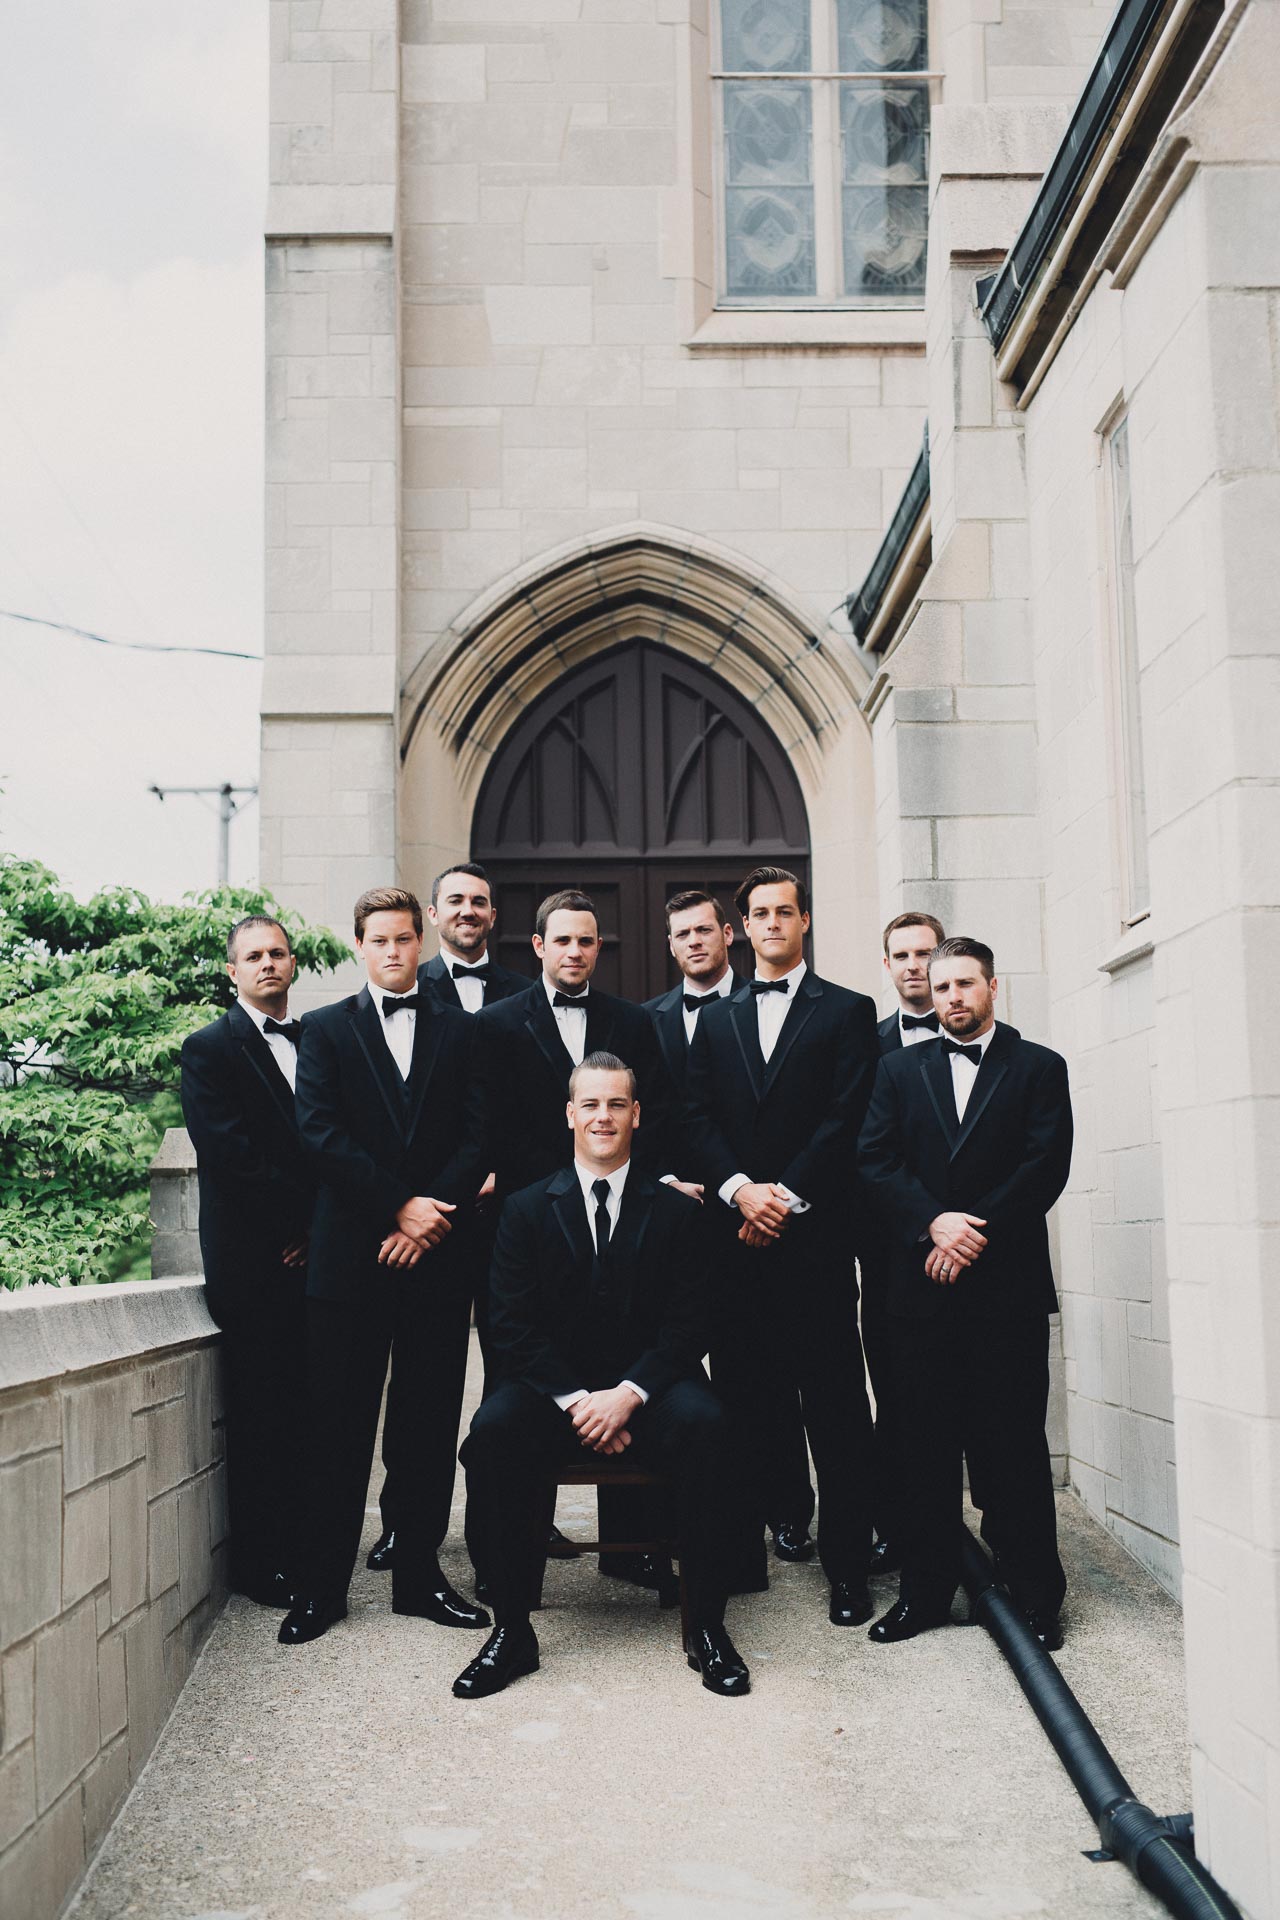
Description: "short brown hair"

(882, 911), (945, 956)
(535, 888), (597, 939)
(569, 1050), (636, 1101)
(430, 862), (492, 910)
(664, 889), (729, 929)
(928, 935), (995, 981)
(353, 887), (423, 942)
(734, 865), (808, 919)
(226, 915), (291, 963)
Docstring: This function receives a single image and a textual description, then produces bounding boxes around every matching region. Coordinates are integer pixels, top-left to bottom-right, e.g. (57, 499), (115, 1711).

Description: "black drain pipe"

(958, 1529), (1242, 1920)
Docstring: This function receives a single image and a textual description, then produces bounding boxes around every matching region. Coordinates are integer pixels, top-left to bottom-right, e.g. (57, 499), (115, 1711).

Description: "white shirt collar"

(754, 958), (807, 993)
(240, 998), (293, 1034)
(944, 1020), (996, 1056)
(683, 968), (734, 999)
(377, 985), (418, 1008)
(444, 949), (489, 972)
(574, 1157), (630, 1202)
(544, 974), (589, 1007)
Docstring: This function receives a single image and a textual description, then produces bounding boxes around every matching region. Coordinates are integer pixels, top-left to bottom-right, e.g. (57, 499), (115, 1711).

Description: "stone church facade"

(261, 0), (1280, 1907)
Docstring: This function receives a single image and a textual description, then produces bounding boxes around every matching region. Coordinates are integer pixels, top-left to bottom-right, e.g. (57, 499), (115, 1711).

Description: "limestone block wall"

(0, 1279), (224, 1920)
(940, 0), (1120, 109)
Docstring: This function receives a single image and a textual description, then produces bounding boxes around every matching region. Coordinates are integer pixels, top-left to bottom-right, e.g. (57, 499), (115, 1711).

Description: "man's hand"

(667, 1179), (705, 1204)
(738, 1219), (781, 1249)
(926, 1211), (987, 1284)
(570, 1385), (642, 1453)
(396, 1196), (456, 1248)
(378, 1230), (424, 1269)
(734, 1182), (793, 1232)
(280, 1236), (309, 1269)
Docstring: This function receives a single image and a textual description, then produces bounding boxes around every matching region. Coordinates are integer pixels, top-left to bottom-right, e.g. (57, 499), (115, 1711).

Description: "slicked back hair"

(928, 935), (995, 982)
(353, 886), (423, 943)
(734, 865), (808, 919)
(664, 888), (729, 929)
(430, 861), (494, 910)
(535, 888), (597, 939)
(568, 1050), (636, 1101)
(227, 915), (292, 964)
(882, 911), (946, 956)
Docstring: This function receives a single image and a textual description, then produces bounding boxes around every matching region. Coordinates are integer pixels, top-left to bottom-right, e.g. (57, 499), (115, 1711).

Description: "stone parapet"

(0, 1277), (223, 1920)
(148, 1128), (200, 1284)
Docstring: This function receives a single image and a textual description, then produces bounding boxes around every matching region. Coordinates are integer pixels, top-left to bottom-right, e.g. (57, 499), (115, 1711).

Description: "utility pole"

(148, 782), (258, 885)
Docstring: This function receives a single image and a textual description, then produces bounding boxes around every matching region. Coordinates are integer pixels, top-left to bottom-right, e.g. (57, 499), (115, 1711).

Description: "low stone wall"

(0, 1277), (224, 1920)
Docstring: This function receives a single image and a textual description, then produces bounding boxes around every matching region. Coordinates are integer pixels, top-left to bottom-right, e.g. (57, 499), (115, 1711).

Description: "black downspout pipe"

(958, 1529), (1243, 1920)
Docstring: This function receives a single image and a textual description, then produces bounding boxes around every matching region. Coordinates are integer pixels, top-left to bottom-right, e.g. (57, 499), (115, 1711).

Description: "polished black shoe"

(868, 1537), (902, 1578)
(829, 1580), (874, 1626)
(366, 1529), (395, 1571)
(278, 1595), (347, 1645)
(452, 1623), (539, 1699)
(598, 1550), (676, 1593)
(772, 1523), (816, 1563)
(686, 1623), (751, 1697)
(393, 1571), (491, 1630)
(1025, 1609), (1064, 1652)
(237, 1570), (295, 1610)
(546, 1523), (580, 1560)
(868, 1597), (954, 1643)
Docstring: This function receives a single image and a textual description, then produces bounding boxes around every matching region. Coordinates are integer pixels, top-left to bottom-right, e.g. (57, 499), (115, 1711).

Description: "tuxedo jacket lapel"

(405, 998), (448, 1142)
(351, 989), (409, 1135)
(951, 1024), (1013, 1157)
(549, 1167), (593, 1274)
(526, 986), (577, 1083)
(728, 993), (765, 1100)
(584, 991), (617, 1057)
(918, 1039), (960, 1151)
(760, 974), (819, 1097)
(229, 1002), (295, 1126)
(652, 986), (686, 1080)
(423, 953), (461, 1010)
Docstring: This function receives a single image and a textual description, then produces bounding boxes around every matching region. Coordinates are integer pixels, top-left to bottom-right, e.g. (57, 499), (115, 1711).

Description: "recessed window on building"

(1106, 415), (1151, 925)
(716, 0), (930, 307)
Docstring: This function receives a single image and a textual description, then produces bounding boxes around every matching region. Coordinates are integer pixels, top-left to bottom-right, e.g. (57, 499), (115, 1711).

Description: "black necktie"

(942, 1038), (982, 1067)
(748, 978), (788, 996)
(553, 991), (587, 1009)
(452, 963), (490, 981)
(591, 1178), (613, 1260)
(382, 994), (420, 1018)
(262, 1018), (301, 1044)
(901, 1011), (939, 1032)
(683, 991), (720, 1012)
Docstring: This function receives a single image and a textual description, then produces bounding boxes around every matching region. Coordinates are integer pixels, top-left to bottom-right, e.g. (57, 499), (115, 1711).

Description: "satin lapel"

(526, 988), (577, 1086)
(405, 998), (448, 1142)
(423, 954), (461, 1010)
(728, 992), (764, 1101)
(951, 1025), (1013, 1159)
(229, 1003), (295, 1125)
(584, 991), (616, 1057)
(918, 1039), (960, 1151)
(760, 976), (819, 1098)
(351, 989), (408, 1136)
(656, 991), (686, 1079)
(550, 1170), (593, 1275)
(608, 1169), (657, 1311)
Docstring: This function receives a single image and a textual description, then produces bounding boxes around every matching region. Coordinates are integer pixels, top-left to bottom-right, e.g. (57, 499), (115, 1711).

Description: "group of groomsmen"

(180, 862), (1073, 1702)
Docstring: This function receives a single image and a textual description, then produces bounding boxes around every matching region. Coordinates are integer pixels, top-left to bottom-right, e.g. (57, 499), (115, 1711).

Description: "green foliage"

(0, 857), (350, 1290)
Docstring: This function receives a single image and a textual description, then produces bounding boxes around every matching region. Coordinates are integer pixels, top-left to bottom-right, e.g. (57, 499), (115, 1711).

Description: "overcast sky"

(0, 2), (267, 901)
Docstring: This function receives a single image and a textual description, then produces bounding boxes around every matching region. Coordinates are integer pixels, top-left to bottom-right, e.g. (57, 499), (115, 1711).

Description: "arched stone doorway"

(470, 638), (811, 1000)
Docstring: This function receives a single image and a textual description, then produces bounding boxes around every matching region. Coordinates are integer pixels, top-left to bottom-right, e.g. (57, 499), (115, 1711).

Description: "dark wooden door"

(471, 640), (810, 1001)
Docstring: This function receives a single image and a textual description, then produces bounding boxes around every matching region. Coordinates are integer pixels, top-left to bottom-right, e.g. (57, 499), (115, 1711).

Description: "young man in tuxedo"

(367, 862), (526, 1576)
(454, 1053), (748, 1701)
(180, 916), (314, 1609)
(646, 889), (816, 1567)
(279, 887), (490, 1646)
(684, 866), (880, 1621)
(861, 911), (947, 1581)
(859, 936), (1073, 1650)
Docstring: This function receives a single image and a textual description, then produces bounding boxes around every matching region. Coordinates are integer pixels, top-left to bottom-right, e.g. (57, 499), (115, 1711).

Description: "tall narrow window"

(715, 0), (931, 307)
(1107, 415), (1150, 924)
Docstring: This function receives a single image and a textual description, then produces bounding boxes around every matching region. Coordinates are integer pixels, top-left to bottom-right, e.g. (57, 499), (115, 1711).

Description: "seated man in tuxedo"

(454, 1053), (748, 1701)
(180, 915), (315, 1609)
(859, 936), (1073, 1650)
(280, 887), (490, 1646)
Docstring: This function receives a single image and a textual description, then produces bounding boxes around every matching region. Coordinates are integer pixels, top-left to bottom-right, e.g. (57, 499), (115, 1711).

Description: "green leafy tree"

(0, 856), (350, 1290)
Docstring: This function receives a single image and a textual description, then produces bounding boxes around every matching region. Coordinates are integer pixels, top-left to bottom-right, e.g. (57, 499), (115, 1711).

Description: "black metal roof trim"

(979, 0), (1221, 356)
(845, 425), (930, 647)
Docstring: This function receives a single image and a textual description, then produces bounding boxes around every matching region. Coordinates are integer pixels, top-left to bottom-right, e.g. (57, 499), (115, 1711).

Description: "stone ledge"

(0, 1281), (215, 1395)
(265, 185), (395, 240)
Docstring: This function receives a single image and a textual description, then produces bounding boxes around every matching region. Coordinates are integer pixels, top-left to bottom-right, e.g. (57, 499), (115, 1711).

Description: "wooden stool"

(535, 1463), (689, 1646)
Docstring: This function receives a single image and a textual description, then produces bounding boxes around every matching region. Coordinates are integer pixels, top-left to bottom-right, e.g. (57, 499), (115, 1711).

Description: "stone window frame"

(1098, 398), (1152, 937)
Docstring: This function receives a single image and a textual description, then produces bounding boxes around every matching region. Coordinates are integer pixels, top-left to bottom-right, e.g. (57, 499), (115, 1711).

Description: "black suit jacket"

(644, 976), (747, 1093)
(684, 970), (879, 1256)
(858, 1022), (1072, 1320)
(180, 1003), (315, 1324)
(488, 1167), (710, 1402)
(474, 981), (677, 1199)
(419, 950), (528, 1012)
(294, 988), (486, 1302)
(878, 1010), (904, 1054)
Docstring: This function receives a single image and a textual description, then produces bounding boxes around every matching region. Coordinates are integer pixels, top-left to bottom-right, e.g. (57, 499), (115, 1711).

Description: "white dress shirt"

(719, 959), (809, 1214)
(241, 999), (299, 1093)
(681, 966), (734, 1044)
(554, 1157), (648, 1411)
(946, 1019), (996, 1121)
(378, 986), (417, 1080)
(898, 1007), (941, 1048)
(544, 973), (588, 1065)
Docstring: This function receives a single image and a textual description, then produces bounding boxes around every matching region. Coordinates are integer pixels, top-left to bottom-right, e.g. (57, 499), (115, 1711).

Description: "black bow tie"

(749, 978), (789, 996)
(382, 994), (420, 1018)
(683, 991), (720, 1012)
(553, 990), (588, 1010)
(452, 962), (490, 981)
(263, 1017), (301, 1044)
(942, 1038), (983, 1067)
(901, 1011), (939, 1032)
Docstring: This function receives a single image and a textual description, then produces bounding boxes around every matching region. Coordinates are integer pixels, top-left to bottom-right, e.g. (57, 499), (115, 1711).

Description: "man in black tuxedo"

(453, 1053), (748, 1700)
(684, 866), (880, 1622)
(859, 936), (1073, 1650)
(861, 911), (947, 1581)
(279, 887), (490, 1646)
(646, 887), (816, 1567)
(367, 862), (527, 1575)
(180, 915), (315, 1609)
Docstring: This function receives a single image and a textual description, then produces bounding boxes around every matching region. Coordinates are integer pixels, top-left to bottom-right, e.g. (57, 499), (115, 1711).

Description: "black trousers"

(299, 1259), (472, 1603)
(891, 1310), (1066, 1616)
(460, 1377), (732, 1627)
(711, 1233), (874, 1587)
(763, 1385), (816, 1533)
(215, 1268), (307, 1594)
(857, 1259), (901, 1546)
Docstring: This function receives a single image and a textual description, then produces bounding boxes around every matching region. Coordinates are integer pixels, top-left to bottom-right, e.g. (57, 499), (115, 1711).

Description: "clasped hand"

(570, 1384), (642, 1454)
(925, 1210), (988, 1283)
(736, 1180), (793, 1249)
(377, 1195), (456, 1267)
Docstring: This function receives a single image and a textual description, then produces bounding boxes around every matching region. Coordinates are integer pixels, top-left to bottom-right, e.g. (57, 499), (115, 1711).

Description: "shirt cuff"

(620, 1379), (649, 1405)
(554, 1389), (587, 1411)
(776, 1183), (810, 1215)
(720, 1174), (751, 1207)
(659, 1174), (677, 1185)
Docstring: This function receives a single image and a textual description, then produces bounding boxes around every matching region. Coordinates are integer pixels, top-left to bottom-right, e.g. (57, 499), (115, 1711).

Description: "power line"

(0, 607), (261, 662)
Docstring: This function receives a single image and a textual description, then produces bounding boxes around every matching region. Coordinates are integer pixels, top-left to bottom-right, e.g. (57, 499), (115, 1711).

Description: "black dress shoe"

(237, 1571), (295, 1610)
(546, 1523), (579, 1560)
(829, 1581), (874, 1626)
(452, 1623), (539, 1699)
(1025, 1609), (1064, 1652)
(366, 1529), (395, 1571)
(686, 1623), (751, 1697)
(393, 1571), (491, 1630)
(868, 1538), (902, 1578)
(772, 1523), (816, 1563)
(598, 1551), (679, 1603)
(868, 1597), (954, 1643)
(278, 1595), (347, 1645)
